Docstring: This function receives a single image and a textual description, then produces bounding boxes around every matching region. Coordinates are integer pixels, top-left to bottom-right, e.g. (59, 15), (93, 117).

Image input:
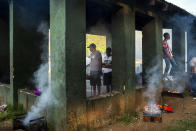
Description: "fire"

(167, 90), (180, 93)
(144, 105), (161, 114)
(158, 104), (173, 112)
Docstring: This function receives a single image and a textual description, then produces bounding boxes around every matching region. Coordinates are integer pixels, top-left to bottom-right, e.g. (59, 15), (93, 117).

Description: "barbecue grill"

(162, 91), (184, 98)
(143, 111), (162, 123)
(143, 105), (162, 123)
(13, 114), (48, 131)
(161, 90), (184, 112)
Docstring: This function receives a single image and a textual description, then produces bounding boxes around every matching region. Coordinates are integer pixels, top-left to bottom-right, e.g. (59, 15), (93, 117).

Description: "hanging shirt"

(163, 40), (173, 58)
(102, 55), (112, 73)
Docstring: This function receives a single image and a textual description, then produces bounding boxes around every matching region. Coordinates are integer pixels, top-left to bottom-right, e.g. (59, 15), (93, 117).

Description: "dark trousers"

(163, 56), (177, 78)
(103, 72), (112, 93)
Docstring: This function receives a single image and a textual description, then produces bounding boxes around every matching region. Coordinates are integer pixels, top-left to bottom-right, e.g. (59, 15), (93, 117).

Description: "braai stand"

(161, 91), (184, 112)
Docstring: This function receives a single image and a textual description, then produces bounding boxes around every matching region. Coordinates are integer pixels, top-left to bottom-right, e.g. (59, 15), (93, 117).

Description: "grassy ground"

(166, 119), (196, 131)
(0, 104), (25, 122)
(0, 104), (25, 131)
(99, 93), (196, 131)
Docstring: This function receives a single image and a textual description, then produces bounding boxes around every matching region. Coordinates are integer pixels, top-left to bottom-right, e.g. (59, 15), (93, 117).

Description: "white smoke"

(144, 61), (162, 112)
(167, 15), (195, 92)
(24, 21), (58, 124)
(23, 88), (58, 124)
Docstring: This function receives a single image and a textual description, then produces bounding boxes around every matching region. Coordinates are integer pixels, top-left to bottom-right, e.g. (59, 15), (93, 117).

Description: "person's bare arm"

(99, 54), (102, 71)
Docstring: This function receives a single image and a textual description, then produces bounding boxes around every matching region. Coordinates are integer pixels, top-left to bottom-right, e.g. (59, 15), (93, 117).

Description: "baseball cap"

(87, 43), (96, 48)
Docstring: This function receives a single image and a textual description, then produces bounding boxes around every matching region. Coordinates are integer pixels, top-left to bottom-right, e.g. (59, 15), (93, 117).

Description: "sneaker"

(167, 76), (174, 81)
(163, 77), (169, 81)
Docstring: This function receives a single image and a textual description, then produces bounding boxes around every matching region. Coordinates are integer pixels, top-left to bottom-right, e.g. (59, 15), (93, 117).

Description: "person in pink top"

(163, 33), (177, 80)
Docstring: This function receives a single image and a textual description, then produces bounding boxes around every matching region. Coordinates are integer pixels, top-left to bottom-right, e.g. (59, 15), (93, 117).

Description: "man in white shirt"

(88, 43), (102, 95)
(102, 47), (112, 93)
(190, 57), (196, 96)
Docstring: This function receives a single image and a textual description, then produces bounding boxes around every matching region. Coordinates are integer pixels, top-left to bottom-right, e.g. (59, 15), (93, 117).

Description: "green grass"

(166, 120), (196, 131)
(0, 104), (25, 122)
(116, 112), (139, 124)
(116, 113), (132, 124)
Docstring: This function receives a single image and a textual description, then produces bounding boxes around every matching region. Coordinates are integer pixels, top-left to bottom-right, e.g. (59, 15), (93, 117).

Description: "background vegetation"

(86, 34), (106, 57)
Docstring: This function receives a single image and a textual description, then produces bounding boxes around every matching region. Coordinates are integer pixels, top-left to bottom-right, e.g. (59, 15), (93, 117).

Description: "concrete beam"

(142, 16), (163, 83)
(50, 0), (86, 130)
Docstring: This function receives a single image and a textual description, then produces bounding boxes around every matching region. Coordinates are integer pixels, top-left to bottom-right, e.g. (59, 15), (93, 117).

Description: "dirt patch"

(99, 95), (196, 131)
(0, 120), (13, 131)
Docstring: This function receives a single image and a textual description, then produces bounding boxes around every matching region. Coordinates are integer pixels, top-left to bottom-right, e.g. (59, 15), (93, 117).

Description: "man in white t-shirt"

(102, 47), (112, 93)
(190, 57), (196, 96)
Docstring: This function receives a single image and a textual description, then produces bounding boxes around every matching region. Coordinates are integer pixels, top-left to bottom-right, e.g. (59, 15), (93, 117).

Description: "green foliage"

(116, 113), (133, 124)
(86, 34), (106, 57)
(135, 111), (140, 119)
(166, 120), (196, 131)
(0, 104), (25, 122)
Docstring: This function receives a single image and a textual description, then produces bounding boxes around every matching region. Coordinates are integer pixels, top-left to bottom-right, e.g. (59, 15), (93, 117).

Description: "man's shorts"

(90, 71), (101, 86)
(103, 72), (112, 86)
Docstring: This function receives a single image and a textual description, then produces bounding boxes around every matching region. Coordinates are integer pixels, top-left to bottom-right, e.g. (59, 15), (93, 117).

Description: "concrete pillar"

(9, 0), (16, 107)
(106, 34), (112, 48)
(112, 5), (135, 91)
(50, 0), (86, 130)
(172, 27), (185, 72)
(142, 16), (163, 83)
(112, 5), (136, 113)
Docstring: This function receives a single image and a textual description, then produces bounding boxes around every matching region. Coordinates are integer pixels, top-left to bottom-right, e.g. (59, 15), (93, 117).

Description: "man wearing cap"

(87, 43), (102, 95)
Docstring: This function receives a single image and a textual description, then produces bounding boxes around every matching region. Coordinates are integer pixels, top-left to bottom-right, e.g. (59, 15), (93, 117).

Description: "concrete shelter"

(0, 0), (196, 130)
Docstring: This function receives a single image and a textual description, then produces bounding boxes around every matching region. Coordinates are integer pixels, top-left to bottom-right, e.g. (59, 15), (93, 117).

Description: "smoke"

(144, 60), (162, 111)
(169, 14), (195, 59)
(162, 14), (195, 92)
(34, 22), (49, 92)
(23, 21), (58, 125)
(144, 14), (195, 110)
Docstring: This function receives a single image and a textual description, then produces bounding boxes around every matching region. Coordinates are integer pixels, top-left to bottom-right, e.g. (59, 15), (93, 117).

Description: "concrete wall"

(0, 84), (10, 105)
(0, 85), (37, 111)
(0, 85), (137, 130)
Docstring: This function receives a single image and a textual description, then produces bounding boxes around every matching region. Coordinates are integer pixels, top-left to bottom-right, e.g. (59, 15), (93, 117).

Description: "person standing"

(102, 47), (112, 93)
(88, 43), (102, 95)
(190, 57), (196, 97)
(163, 32), (177, 80)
